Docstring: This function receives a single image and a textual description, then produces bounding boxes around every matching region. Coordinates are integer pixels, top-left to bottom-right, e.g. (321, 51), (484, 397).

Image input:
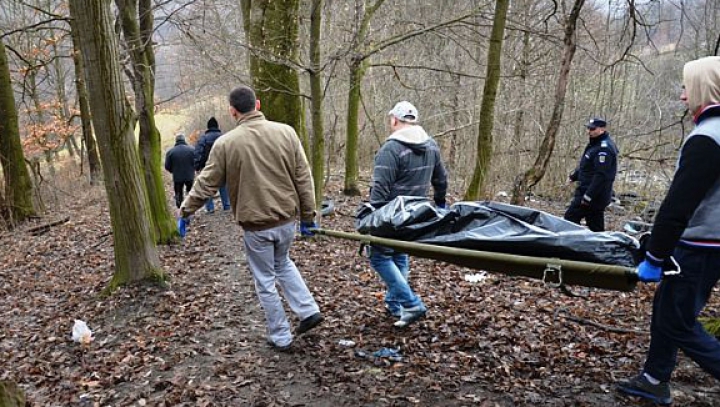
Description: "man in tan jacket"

(179, 85), (323, 351)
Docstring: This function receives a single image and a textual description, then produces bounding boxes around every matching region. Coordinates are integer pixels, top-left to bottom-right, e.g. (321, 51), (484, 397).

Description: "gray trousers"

(243, 221), (319, 347)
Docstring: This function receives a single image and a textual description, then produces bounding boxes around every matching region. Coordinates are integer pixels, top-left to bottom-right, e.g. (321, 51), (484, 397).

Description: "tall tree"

(464, 0), (510, 200)
(68, 0), (165, 291)
(69, 18), (102, 184)
(309, 0), (325, 216)
(116, 0), (177, 243)
(241, 0), (308, 153)
(341, 2), (476, 195)
(0, 40), (36, 225)
(511, 0), (585, 204)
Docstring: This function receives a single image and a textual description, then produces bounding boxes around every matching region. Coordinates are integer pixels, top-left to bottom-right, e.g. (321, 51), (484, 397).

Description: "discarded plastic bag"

(373, 348), (401, 358)
(464, 271), (488, 283)
(72, 319), (93, 344)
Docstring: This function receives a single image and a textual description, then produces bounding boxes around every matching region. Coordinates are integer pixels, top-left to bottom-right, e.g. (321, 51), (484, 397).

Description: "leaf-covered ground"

(1, 179), (719, 406)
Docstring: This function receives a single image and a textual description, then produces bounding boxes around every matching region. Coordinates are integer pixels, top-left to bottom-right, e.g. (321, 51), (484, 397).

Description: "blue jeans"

(643, 245), (720, 381)
(369, 246), (423, 315)
(205, 185), (230, 211)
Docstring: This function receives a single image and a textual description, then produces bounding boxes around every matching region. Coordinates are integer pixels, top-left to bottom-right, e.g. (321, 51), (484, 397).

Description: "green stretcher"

(317, 228), (639, 293)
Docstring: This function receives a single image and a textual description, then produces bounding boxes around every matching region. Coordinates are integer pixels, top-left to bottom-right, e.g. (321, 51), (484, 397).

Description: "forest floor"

(2, 157), (720, 406)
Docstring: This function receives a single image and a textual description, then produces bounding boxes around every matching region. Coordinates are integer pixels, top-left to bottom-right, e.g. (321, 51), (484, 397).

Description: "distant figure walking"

(564, 117), (617, 232)
(164, 133), (195, 208)
(194, 117), (230, 212)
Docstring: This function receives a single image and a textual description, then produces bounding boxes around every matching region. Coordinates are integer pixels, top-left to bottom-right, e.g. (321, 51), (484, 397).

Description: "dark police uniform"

(564, 128), (618, 232)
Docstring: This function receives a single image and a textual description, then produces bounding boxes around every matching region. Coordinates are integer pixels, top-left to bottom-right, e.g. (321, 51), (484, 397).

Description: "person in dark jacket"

(164, 134), (195, 208)
(367, 101), (448, 328)
(194, 117), (230, 212)
(564, 117), (617, 232)
(617, 56), (720, 406)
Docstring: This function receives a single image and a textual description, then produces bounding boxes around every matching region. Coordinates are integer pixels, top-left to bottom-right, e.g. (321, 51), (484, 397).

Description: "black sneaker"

(617, 374), (672, 405)
(296, 312), (323, 335)
(266, 339), (292, 352)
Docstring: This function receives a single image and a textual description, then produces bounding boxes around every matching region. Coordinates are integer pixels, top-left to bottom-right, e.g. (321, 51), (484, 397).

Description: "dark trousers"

(643, 246), (720, 382)
(173, 180), (193, 208)
(563, 198), (605, 232)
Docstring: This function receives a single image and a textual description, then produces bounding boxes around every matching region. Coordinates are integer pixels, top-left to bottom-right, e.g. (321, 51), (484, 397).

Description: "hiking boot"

(617, 374), (672, 405)
(296, 312), (323, 335)
(266, 339), (292, 352)
(393, 305), (426, 328)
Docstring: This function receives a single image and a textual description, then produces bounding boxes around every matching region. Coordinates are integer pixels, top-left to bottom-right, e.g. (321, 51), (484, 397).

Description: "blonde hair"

(683, 56), (720, 115)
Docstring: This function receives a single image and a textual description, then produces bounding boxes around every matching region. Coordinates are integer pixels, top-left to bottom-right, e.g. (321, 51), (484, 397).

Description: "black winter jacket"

(194, 128), (223, 171)
(164, 139), (195, 182)
(569, 132), (618, 209)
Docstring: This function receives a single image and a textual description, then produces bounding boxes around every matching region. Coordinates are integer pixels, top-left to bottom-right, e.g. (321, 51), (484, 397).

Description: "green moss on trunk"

(0, 41), (37, 224)
(0, 381), (26, 407)
(243, 0), (307, 156)
(116, 0), (177, 244)
(69, 0), (165, 293)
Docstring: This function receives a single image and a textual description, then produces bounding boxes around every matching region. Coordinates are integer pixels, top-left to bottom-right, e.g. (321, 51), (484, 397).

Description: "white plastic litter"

(337, 339), (356, 347)
(464, 271), (488, 283)
(72, 319), (93, 344)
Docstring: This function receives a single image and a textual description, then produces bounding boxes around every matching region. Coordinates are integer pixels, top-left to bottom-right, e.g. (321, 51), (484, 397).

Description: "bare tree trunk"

(241, 0), (308, 154)
(49, 31), (77, 160)
(69, 0), (165, 292)
(342, 0), (385, 196)
(343, 57), (367, 196)
(26, 70), (56, 179)
(70, 22), (102, 185)
(0, 40), (37, 225)
(464, 0), (509, 200)
(341, 1), (471, 196)
(116, 0), (177, 243)
(309, 0), (325, 216)
(511, 0), (585, 205)
(512, 13), (531, 152)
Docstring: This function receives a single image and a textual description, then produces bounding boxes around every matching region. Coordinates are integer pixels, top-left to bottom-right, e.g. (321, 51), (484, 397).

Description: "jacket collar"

(589, 131), (609, 144)
(694, 104), (720, 124)
(236, 111), (265, 125)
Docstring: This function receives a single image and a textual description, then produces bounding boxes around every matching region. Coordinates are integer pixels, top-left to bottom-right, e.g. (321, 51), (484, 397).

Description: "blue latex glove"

(177, 217), (191, 238)
(435, 200), (447, 209)
(637, 252), (663, 282)
(300, 221), (317, 237)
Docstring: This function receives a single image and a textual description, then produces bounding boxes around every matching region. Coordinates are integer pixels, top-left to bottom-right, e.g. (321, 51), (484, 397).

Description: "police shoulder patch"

(599, 154), (606, 163)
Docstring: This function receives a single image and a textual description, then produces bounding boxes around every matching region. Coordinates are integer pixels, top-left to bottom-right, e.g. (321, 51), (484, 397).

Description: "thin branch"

(0, 17), (69, 39)
(364, 11), (480, 60)
(370, 62), (484, 79)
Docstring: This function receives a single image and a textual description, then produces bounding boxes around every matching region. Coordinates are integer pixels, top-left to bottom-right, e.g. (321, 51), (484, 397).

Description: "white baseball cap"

(388, 101), (419, 123)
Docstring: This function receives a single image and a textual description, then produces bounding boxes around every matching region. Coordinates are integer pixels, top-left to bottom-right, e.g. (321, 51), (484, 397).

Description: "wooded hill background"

(3, 1), (715, 209)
